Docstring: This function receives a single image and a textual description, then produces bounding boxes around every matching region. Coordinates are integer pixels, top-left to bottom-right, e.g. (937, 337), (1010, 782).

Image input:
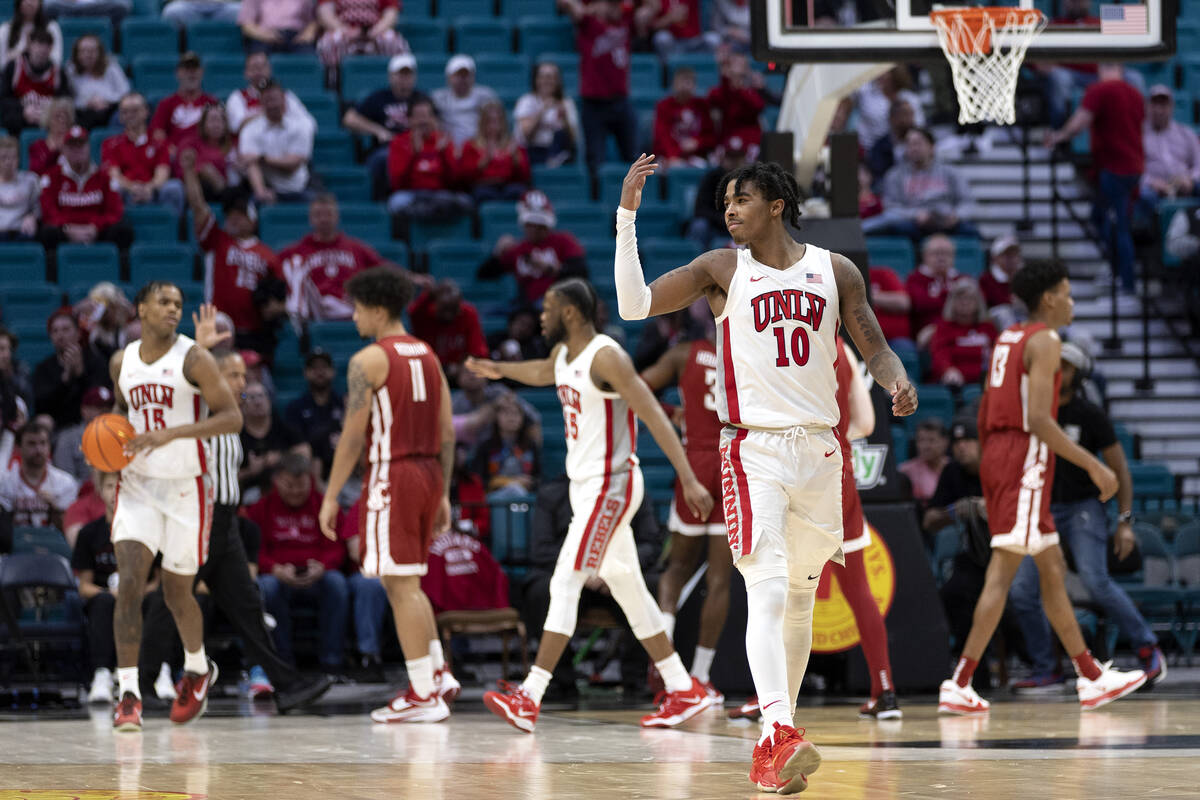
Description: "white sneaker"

(155, 663), (178, 701)
(938, 680), (990, 715)
(435, 668), (461, 703)
(1077, 663), (1146, 711)
(88, 668), (113, 705)
(370, 687), (450, 723)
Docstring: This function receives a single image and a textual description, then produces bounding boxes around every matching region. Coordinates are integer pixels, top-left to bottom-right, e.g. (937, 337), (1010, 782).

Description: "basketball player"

(318, 266), (460, 724)
(466, 278), (716, 734)
(109, 281), (244, 732)
(937, 260), (1147, 715)
(639, 317), (731, 705)
(613, 155), (917, 793)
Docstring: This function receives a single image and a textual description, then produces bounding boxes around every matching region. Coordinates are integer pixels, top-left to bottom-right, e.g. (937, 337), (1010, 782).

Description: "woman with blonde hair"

(28, 95), (72, 174)
(456, 100), (530, 204)
(928, 279), (997, 388)
(0, 135), (39, 240)
(66, 34), (128, 129)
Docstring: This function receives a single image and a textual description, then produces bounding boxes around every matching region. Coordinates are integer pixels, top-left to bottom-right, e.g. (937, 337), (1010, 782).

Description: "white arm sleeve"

(614, 206), (652, 320)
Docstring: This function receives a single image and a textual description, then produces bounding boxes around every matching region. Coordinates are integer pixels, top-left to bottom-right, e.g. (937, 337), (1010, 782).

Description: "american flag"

(1100, 4), (1147, 34)
(805, 272), (822, 284)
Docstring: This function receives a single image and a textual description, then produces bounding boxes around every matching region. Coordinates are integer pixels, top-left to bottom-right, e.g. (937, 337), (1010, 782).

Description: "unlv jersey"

(366, 335), (444, 463)
(678, 339), (721, 452)
(716, 245), (841, 430)
(118, 335), (208, 479)
(980, 322), (1061, 434)
(555, 334), (638, 481)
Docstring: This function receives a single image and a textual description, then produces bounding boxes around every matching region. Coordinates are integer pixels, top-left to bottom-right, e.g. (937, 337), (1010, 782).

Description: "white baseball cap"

(445, 54), (476, 76)
(990, 234), (1019, 257)
(388, 53), (417, 73)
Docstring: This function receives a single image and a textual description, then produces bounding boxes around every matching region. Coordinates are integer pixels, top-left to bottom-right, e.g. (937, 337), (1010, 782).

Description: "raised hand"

(619, 153), (658, 212)
(192, 303), (233, 351)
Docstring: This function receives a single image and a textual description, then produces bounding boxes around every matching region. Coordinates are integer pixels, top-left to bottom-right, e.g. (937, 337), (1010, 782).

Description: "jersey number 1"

(409, 359), (427, 402)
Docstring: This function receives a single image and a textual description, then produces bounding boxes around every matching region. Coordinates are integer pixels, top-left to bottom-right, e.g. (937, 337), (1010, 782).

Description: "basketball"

(81, 413), (136, 472)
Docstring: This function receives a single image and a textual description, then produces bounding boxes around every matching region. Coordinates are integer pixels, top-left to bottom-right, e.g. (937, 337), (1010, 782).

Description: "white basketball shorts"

(112, 471), (213, 576)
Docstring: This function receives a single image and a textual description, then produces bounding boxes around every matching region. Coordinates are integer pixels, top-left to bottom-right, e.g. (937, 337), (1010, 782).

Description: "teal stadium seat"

(555, 201), (611, 240)
(338, 202), (391, 242)
(665, 53), (720, 91)
(505, 0), (557, 14)
(414, 54), (449, 92)
(317, 166), (371, 202)
(340, 56), (390, 102)
(408, 216), (474, 252)
(133, 56), (181, 96)
(952, 236), (985, 277)
(18, 128), (40, 170)
(473, 54), (530, 97)
(297, 92), (340, 129)
(427, 241), (488, 283)
(479, 201), (521, 242)
(121, 18), (176, 59)
(10, 323), (54, 365)
(634, 206), (681, 239)
(455, 18), (514, 54)
(203, 55), (245, 99)
(631, 53), (662, 91)
(308, 321), (366, 353)
(314, 132), (356, 168)
(400, 19), (449, 53)
(596, 162), (634, 208)
(890, 425), (909, 462)
(0, 283), (60, 325)
(640, 237), (701, 269)
(0, 243), (47, 281)
(1129, 462), (1176, 509)
(12, 526), (72, 560)
(666, 165), (708, 217)
(914, 384), (955, 425)
(398, 0), (432, 18)
(124, 205), (178, 243)
(56, 243), (121, 286)
(271, 53), (325, 93)
(129, 243), (196, 285)
(185, 20), (243, 55)
(530, 163), (587, 205)
(58, 17), (113, 54)
(439, 0), (496, 16)
(866, 236), (916, 278)
(371, 241), (410, 269)
(518, 17), (573, 55)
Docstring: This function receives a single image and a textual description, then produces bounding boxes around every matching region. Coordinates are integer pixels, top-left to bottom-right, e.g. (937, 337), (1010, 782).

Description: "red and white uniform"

(834, 340), (868, 554)
(112, 335), (213, 576)
(39, 161), (123, 229)
(716, 245), (845, 586)
(670, 340), (724, 536)
(280, 233), (383, 320)
(979, 322), (1061, 554)
(551, 334), (644, 580)
(198, 213), (282, 331)
(360, 334), (445, 577)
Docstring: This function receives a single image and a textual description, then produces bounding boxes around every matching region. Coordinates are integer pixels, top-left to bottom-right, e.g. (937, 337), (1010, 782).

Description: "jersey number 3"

(989, 344), (1011, 388)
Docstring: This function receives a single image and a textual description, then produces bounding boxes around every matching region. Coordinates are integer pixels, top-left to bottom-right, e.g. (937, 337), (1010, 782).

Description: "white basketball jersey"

(118, 334), (209, 479)
(715, 245), (841, 430)
(554, 334), (639, 481)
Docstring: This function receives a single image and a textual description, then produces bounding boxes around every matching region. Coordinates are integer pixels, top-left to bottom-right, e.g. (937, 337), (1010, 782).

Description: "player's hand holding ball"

(619, 154), (658, 212)
(125, 427), (176, 456)
(682, 477), (714, 521)
(890, 379), (918, 417)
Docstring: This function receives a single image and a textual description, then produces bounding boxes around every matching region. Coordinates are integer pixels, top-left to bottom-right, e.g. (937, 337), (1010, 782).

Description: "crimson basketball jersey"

(366, 335), (443, 463)
(980, 322), (1062, 434)
(834, 337), (853, 439)
(678, 340), (722, 452)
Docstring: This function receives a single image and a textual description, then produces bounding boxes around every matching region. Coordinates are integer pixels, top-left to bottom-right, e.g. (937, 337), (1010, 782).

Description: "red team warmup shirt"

(420, 529), (510, 614)
(387, 129), (456, 191)
(576, 8), (633, 99)
(100, 133), (169, 183)
(707, 79), (766, 149)
(39, 163), (123, 228)
(652, 95), (714, 160)
(905, 265), (962, 335)
(656, 0), (702, 38)
(978, 267), (1012, 309)
(407, 290), (489, 367)
(280, 233), (383, 319)
(198, 213), (282, 331)
(150, 91), (220, 149)
(248, 484), (349, 573)
(928, 318), (996, 384)
(869, 267), (912, 341)
(499, 232), (586, 304)
(27, 139), (59, 175)
(455, 142), (531, 188)
(1081, 78), (1145, 176)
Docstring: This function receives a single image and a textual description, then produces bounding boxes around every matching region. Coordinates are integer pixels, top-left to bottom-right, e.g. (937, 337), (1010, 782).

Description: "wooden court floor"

(1, 692), (1198, 799)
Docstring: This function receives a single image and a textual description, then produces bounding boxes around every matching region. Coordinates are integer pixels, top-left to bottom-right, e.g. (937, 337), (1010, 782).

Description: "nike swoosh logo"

(750, 276), (766, 282)
(824, 449), (836, 457)
(762, 700), (782, 710)
(193, 674), (211, 701)
(808, 574), (820, 581)
(516, 708), (535, 717)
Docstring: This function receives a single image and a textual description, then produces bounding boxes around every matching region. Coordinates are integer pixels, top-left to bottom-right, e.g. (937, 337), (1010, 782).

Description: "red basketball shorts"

(360, 456), (443, 577)
(669, 448), (726, 536)
(981, 430), (1060, 555)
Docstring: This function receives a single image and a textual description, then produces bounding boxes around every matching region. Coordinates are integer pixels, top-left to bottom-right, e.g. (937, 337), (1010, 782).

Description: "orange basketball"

(81, 413), (136, 472)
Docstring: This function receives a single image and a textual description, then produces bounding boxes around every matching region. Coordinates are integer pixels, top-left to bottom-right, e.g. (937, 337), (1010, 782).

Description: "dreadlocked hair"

(715, 161), (804, 229)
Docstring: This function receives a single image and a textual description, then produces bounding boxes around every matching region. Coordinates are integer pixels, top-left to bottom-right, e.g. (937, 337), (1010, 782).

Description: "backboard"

(753, 0), (1176, 63)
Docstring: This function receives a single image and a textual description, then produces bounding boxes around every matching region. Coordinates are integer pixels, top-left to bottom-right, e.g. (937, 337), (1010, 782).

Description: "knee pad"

(543, 570), (588, 636)
(602, 569), (663, 640)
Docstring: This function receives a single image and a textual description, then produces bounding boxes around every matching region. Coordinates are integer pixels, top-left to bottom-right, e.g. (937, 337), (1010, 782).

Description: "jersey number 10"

(772, 326), (811, 368)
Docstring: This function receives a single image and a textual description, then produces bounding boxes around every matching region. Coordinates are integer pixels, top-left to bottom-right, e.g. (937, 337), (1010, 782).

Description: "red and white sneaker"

(937, 680), (990, 715)
(435, 667), (461, 703)
(701, 680), (725, 707)
(1077, 663), (1146, 711)
(370, 686), (450, 723)
(641, 676), (711, 728)
(169, 659), (218, 725)
(749, 722), (822, 794)
(113, 692), (143, 732)
(729, 696), (761, 720)
(483, 681), (540, 733)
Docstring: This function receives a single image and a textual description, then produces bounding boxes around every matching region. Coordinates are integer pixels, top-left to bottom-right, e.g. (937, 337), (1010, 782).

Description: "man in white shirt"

(1141, 84), (1200, 212)
(431, 54), (498, 146)
(0, 421), (79, 530)
(225, 51), (314, 136)
(239, 80), (314, 205)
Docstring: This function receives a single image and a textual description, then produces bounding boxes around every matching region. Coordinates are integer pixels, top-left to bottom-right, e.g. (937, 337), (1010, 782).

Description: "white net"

(931, 8), (1047, 125)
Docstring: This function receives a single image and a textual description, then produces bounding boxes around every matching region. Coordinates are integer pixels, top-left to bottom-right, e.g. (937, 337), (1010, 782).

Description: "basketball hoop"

(930, 6), (1047, 125)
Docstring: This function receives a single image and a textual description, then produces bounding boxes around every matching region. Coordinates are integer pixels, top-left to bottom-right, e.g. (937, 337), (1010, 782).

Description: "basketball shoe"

(113, 692), (143, 732)
(1138, 646), (1167, 687)
(749, 722), (822, 794)
(435, 667), (461, 703)
(1077, 663), (1146, 710)
(248, 666), (274, 699)
(701, 680), (724, 707)
(729, 696), (761, 720)
(483, 681), (539, 733)
(170, 660), (218, 725)
(937, 680), (990, 715)
(641, 676), (711, 727)
(370, 687), (450, 723)
(858, 691), (902, 720)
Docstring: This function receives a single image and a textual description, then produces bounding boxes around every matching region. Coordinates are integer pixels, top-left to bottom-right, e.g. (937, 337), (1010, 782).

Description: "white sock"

(661, 612), (675, 640)
(656, 653), (692, 694)
(744, 577), (791, 742)
(521, 665), (552, 705)
(117, 667), (140, 700)
(406, 655), (435, 699)
(429, 639), (446, 672)
(183, 647), (208, 675)
(691, 646), (716, 684)
(783, 585), (816, 719)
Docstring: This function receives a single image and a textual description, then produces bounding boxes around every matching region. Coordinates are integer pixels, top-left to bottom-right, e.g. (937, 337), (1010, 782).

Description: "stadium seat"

(890, 425), (909, 462)
(124, 205), (178, 243)
(371, 241), (410, 269)
(408, 216), (473, 252)
(914, 384), (955, 425)
(427, 241), (488, 282)
(0, 283), (60, 326)
(632, 205), (680, 239)
(478, 202), (520, 242)
(504, 0), (557, 14)
(399, 0), (433, 18)
(308, 321), (365, 354)
(554, 201), (611, 240)
(413, 54), (449, 92)
(259, 217), (310, 250)
(129, 244), (196, 286)
(1113, 420), (1136, 459)
(0, 243), (48, 281)
(130, 0), (158, 16)
(400, 19), (449, 53)
(517, 16), (573, 55)
(530, 163), (587, 205)
(454, 17), (514, 54)
(866, 236), (916, 278)
(534, 52), (579, 95)
(952, 236), (985, 277)
(59, 17), (113, 54)
(17, 128), (41, 170)
(596, 162), (634, 209)
(960, 383), (983, 410)
(271, 53), (325, 94)
(56, 243), (121, 286)
(120, 18), (176, 59)
(317, 166), (371, 203)
(202, 55), (245, 99)
(438, 0), (495, 16)
(340, 56), (390, 102)
(666, 165), (708, 216)
(11, 526), (72, 560)
(338, 202), (392, 242)
(296, 91), (340, 129)
(640, 237), (701, 269)
(473, 54), (531, 97)
(1129, 462), (1176, 508)
(631, 53), (662, 91)
(132, 56), (182, 96)
(314, 132), (356, 168)
(665, 53), (720, 91)
(185, 20), (243, 56)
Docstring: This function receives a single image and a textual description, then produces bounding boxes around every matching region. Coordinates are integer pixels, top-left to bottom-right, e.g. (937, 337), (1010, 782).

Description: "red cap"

(238, 349), (262, 367)
(65, 125), (88, 144)
(81, 386), (113, 409)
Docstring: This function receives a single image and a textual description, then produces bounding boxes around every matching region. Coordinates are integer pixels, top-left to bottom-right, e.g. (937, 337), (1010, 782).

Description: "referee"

(141, 314), (333, 712)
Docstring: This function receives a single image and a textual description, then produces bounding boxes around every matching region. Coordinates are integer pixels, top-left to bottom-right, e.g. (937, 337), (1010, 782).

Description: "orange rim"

(930, 6), (1045, 54)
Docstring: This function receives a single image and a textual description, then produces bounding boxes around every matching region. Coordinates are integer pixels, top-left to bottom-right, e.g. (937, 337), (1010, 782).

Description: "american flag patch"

(1100, 4), (1147, 34)
(805, 272), (823, 284)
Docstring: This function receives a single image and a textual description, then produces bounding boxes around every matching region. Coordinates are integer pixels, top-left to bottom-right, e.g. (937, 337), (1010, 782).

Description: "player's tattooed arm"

(833, 254), (918, 418)
(108, 349), (128, 413)
(643, 249), (735, 317)
(346, 356), (372, 414)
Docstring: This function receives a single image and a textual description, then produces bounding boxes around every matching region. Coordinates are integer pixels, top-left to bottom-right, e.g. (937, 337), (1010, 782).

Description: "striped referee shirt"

(209, 432), (243, 506)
